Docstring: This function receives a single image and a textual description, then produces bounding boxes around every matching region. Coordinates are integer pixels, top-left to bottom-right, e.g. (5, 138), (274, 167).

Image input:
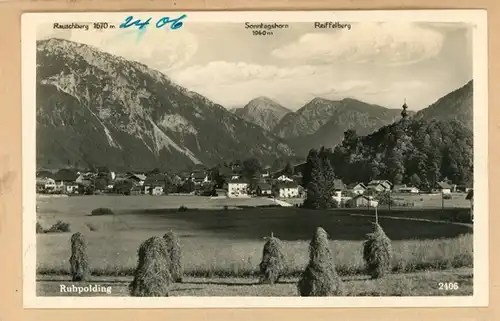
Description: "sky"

(37, 21), (473, 111)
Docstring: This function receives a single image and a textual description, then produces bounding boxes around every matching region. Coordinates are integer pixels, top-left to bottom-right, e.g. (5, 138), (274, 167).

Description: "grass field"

(37, 268), (473, 296)
(35, 195), (474, 296)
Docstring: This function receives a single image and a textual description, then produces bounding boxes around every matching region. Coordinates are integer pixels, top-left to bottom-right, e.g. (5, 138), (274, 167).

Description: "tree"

(97, 166), (110, 174)
(283, 162), (294, 176)
(319, 151), (337, 206)
(180, 179), (195, 193)
(150, 168), (161, 175)
(303, 150), (337, 209)
(241, 158), (262, 179)
(409, 173), (422, 187)
(95, 177), (108, 191)
(303, 149), (319, 188)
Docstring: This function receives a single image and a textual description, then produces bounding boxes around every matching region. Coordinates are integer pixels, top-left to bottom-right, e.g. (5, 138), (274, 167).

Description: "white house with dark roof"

(367, 180), (392, 192)
(276, 174), (294, 182)
(274, 181), (299, 198)
(436, 181), (453, 194)
(347, 182), (367, 195)
(227, 178), (249, 198)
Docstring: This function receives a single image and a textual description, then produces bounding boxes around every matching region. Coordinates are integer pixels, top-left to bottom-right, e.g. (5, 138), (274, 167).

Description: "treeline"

(321, 118), (473, 189)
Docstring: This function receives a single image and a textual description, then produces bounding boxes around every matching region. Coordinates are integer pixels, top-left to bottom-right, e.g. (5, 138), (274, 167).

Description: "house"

(333, 179), (345, 191)
(75, 173), (93, 186)
(227, 178), (249, 198)
(214, 188), (227, 197)
(256, 182), (273, 196)
(130, 185), (142, 195)
(455, 184), (473, 193)
(276, 175), (294, 182)
(126, 173), (147, 186)
(347, 183), (366, 195)
(144, 175), (168, 195)
(274, 182), (299, 198)
(398, 186), (420, 194)
(328, 179), (344, 203)
(436, 181), (453, 194)
(191, 171), (210, 185)
(150, 186), (164, 196)
(292, 174), (303, 186)
(367, 180), (392, 192)
(53, 170), (79, 193)
(36, 177), (56, 192)
(178, 172), (191, 182)
(392, 184), (406, 192)
(349, 194), (379, 208)
(466, 189), (474, 221)
(293, 162), (307, 176)
(230, 173), (242, 180)
(261, 168), (271, 178)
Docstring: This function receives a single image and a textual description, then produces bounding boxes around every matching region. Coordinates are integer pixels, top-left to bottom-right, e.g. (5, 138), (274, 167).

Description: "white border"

(22, 10), (489, 308)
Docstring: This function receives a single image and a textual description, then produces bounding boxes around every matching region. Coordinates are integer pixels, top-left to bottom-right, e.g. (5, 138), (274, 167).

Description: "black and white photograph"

(22, 10), (488, 308)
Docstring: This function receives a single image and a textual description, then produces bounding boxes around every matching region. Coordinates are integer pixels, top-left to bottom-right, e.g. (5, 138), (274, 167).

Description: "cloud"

(40, 26), (198, 72)
(170, 61), (374, 109)
(271, 22), (445, 66)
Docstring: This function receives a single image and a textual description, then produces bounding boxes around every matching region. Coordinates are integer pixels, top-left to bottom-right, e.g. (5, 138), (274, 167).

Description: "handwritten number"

(119, 16), (152, 30)
(155, 14), (187, 29)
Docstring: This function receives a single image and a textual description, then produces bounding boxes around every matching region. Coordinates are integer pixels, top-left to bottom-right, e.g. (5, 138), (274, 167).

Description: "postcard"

(21, 10), (488, 308)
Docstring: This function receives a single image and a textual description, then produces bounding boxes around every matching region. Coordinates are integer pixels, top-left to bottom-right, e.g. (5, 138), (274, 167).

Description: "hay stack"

(36, 222), (45, 234)
(258, 233), (287, 284)
(163, 230), (183, 282)
(363, 222), (393, 279)
(297, 227), (343, 296)
(69, 232), (90, 281)
(129, 236), (172, 297)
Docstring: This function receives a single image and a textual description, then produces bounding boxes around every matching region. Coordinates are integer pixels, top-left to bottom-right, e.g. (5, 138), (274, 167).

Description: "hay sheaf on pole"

(69, 232), (90, 281)
(363, 222), (393, 279)
(163, 230), (183, 283)
(297, 227), (344, 296)
(259, 231), (287, 284)
(129, 236), (172, 297)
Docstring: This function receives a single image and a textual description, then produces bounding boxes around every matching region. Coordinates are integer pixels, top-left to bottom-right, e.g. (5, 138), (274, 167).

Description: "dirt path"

(348, 213), (473, 227)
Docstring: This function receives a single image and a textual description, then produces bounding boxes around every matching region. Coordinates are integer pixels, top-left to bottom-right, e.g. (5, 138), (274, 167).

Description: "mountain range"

(36, 38), (293, 172)
(413, 80), (473, 130)
(275, 98), (411, 156)
(231, 97), (291, 131)
(36, 38), (474, 171)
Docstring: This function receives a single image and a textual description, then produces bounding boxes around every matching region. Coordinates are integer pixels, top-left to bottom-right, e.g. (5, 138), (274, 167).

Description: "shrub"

(91, 207), (114, 215)
(86, 223), (98, 231)
(363, 222), (393, 279)
(36, 222), (45, 234)
(129, 237), (172, 296)
(46, 221), (71, 233)
(163, 230), (183, 282)
(178, 205), (188, 212)
(69, 232), (90, 281)
(259, 234), (287, 284)
(443, 194), (452, 200)
(297, 227), (343, 296)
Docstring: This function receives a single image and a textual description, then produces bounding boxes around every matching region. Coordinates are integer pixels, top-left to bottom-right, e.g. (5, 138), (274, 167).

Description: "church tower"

(401, 98), (409, 119)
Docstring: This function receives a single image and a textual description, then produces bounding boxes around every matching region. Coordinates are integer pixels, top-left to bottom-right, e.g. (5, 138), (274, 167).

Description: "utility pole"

(388, 189), (391, 211)
(375, 205), (378, 224)
(441, 190), (444, 210)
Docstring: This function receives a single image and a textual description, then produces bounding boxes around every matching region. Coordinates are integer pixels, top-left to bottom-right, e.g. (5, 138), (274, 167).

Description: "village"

(35, 162), (473, 209)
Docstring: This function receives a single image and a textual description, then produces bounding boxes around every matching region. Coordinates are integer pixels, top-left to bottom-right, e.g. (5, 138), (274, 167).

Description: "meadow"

(35, 194), (474, 296)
